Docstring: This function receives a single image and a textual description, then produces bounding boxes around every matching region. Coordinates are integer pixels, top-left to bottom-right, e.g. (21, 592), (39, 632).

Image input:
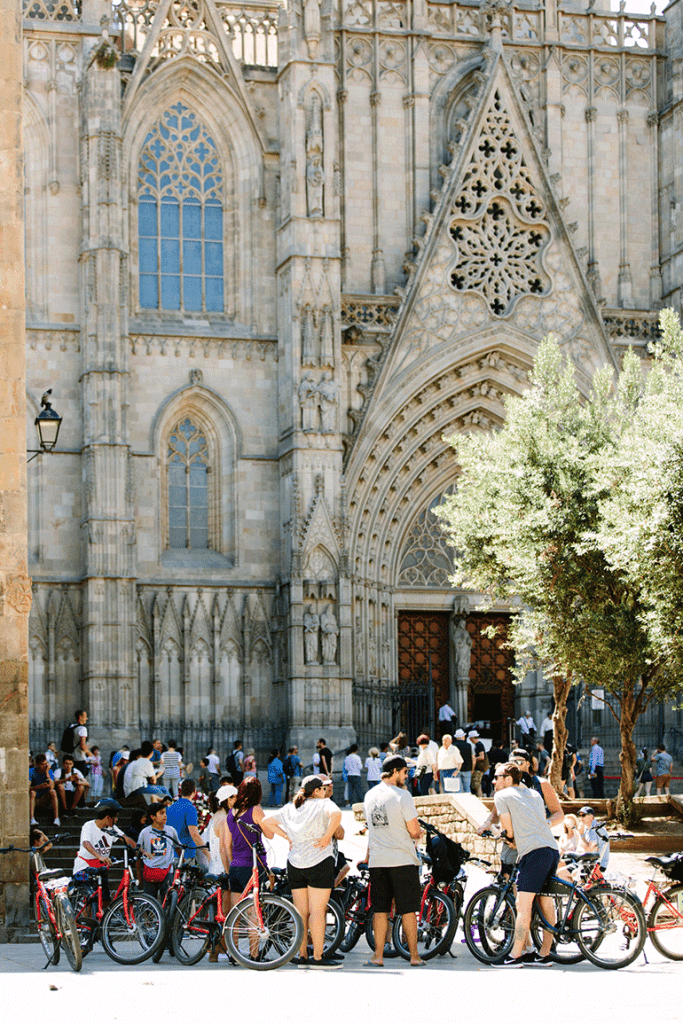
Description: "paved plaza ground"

(2, 812), (681, 1024)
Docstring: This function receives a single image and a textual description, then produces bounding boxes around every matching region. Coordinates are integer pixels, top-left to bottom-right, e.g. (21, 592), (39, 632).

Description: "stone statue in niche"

(306, 93), (324, 218)
(303, 0), (321, 59)
(304, 604), (320, 664)
(299, 372), (319, 432)
(320, 604), (339, 664)
(301, 305), (317, 366)
(319, 305), (334, 367)
(318, 372), (339, 433)
(453, 618), (472, 681)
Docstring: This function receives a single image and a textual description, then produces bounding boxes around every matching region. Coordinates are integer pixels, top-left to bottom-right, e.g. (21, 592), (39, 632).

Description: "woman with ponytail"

(262, 775), (343, 969)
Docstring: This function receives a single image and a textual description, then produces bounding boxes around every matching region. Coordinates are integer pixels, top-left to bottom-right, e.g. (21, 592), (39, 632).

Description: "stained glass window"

(398, 487), (457, 588)
(138, 103), (224, 313)
(167, 418), (210, 549)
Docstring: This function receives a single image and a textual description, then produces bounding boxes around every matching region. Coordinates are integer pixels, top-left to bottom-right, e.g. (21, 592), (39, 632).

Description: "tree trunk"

(549, 674), (573, 793)
(617, 683), (638, 818)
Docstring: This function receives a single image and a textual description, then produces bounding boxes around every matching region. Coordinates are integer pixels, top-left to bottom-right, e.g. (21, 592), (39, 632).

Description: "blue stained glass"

(169, 508), (186, 528)
(138, 200), (157, 236)
(205, 277), (223, 312)
(204, 242), (222, 276)
(161, 275), (181, 310)
(183, 276), (202, 311)
(160, 238), (180, 273)
(183, 240), (202, 276)
(160, 201), (179, 237)
(139, 238), (157, 273)
(183, 202), (201, 239)
(140, 275), (158, 309)
(204, 204), (222, 240)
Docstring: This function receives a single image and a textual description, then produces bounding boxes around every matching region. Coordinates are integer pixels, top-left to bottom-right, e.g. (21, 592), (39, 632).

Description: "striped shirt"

(161, 749), (182, 779)
(588, 744), (604, 772)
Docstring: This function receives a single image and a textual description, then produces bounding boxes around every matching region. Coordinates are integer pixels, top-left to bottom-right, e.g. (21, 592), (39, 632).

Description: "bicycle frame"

(643, 876), (683, 934)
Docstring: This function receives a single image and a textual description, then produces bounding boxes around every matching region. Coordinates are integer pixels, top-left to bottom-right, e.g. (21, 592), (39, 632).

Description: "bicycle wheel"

(530, 891), (585, 965)
(392, 889), (456, 961)
(575, 886), (646, 969)
(365, 911), (400, 958)
(340, 890), (366, 952)
(224, 894), (303, 970)
(153, 890), (177, 963)
(37, 895), (60, 965)
(101, 892), (165, 965)
(446, 881), (465, 957)
(463, 886), (516, 964)
(170, 891), (215, 965)
(54, 893), (83, 972)
(648, 884), (683, 960)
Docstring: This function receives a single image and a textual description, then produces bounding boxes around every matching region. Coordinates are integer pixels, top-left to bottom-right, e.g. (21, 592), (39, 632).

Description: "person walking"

(263, 775), (343, 969)
(344, 744), (363, 805)
(160, 739), (183, 799)
(415, 734), (438, 796)
(283, 746), (302, 804)
(651, 744), (673, 797)
(634, 748), (653, 798)
(365, 748), (383, 789)
(363, 755), (424, 967)
(588, 736), (605, 798)
(492, 762), (560, 966)
(437, 734), (463, 793)
(453, 729), (472, 794)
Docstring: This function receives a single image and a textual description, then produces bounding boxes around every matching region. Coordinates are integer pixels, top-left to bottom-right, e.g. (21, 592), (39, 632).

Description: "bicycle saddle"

(80, 865), (110, 877)
(270, 866), (287, 876)
(645, 854), (683, 868)
(37, 868), (65, 880)
(203, 873), (220, 884)
(563, 851), (599, 861)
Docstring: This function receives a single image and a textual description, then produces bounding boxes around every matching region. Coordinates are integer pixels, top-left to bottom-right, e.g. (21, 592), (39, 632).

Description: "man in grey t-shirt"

(363, 755), (423, 966)
(493, 761), (560, 967)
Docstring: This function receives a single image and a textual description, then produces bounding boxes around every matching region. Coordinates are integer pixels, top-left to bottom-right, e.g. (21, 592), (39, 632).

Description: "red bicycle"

(0, 833), (82, 971)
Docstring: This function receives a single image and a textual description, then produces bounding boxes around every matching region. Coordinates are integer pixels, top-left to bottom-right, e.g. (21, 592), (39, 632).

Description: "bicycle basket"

(426, 830), (469, 883)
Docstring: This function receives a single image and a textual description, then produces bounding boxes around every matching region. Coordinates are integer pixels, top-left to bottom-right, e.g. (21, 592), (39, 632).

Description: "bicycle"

(171, 823), (304, 970)
(270, 866), (345, 957)
(337, 861), (400, 958)
(69, 842), (165, 964)
(464, 847), (646, 969)
(642, 851), (683, 960)
(149, 842), (211, 963)
(0, 833), (82, 972)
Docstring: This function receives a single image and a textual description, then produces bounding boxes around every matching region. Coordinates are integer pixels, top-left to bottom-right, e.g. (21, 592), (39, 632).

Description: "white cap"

(468, 730), (479, 739)
(455, 729), (466, 739)
(216, 784), (238, 803)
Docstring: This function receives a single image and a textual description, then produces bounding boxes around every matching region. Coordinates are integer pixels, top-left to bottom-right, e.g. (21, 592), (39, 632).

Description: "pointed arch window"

(138, 103), (224, 313)
(398, 487), (457, 588)
(167, 418), (210, 549)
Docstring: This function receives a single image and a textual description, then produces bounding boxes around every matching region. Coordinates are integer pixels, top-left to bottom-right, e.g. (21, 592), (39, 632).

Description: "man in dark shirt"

(453, 729), (472, 794)
(316, 738), (333, 776)
(30, 753), (60, 825)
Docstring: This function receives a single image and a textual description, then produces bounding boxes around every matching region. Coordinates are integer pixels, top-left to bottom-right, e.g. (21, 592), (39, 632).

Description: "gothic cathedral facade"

(23, 0), (682, 759)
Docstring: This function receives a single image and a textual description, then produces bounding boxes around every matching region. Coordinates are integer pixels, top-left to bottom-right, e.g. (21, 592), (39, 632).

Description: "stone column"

(0, 0), (30, 941)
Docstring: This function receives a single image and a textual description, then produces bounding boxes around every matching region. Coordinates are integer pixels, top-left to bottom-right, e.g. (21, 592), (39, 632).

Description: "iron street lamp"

(27, 389), (63, 463)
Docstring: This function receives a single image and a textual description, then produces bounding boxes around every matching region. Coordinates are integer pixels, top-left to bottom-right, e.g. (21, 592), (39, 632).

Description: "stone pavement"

(2, 811), (682, 1023)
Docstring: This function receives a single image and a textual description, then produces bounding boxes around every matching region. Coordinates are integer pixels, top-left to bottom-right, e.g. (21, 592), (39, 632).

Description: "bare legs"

(291, 886), (331, 961)
(511, 891), (555, 959)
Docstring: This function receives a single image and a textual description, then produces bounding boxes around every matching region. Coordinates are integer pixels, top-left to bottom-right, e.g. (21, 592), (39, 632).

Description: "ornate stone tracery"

(447, 91), (551, 316)
(398, 486), (457, 587)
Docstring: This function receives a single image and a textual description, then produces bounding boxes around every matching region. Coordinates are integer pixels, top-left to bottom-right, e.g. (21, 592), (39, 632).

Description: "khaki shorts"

(654, 774), (671, 789)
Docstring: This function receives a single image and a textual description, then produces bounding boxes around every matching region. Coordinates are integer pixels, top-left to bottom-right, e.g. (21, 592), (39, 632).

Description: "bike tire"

(365, 911), (400, 958)
(648, 883), (683, 961)
(392, 889), (456, 961)
(224, 894), (304, 971)
(170, 891), (215, 965)
(339, 890), (366, 952)
(153, 890), (178, 963)
(55, 893), (83, 972)
(37, 894), (60, 965)
(463, 886), (516, 964)
(575, 886), (646, 969)
(530, 891), (585, 965)
(101, 892), (165, 965)
(446, 882), (465, 957)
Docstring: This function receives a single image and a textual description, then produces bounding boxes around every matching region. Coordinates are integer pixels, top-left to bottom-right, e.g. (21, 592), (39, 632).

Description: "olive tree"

(438, 311), (683, 814)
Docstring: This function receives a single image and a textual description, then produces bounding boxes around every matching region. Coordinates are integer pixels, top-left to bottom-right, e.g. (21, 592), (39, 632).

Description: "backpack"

(282, 756), (294, 778)
(574, 755), (583, 776)
(61, 723), (76, 754)
(226, 751), (239, 777)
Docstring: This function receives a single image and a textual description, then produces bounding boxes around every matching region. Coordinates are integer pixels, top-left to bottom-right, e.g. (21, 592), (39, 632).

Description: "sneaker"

(308, 959), (343, 970)
(520, 952), (537, 964)
(30, 818), (38, 826)
(322, 952), (345, 962)
(53, 817), (60, 827)
(496, 955), (524, 968)
(291, 957), (309, 968)
(528, 953), (554, 966)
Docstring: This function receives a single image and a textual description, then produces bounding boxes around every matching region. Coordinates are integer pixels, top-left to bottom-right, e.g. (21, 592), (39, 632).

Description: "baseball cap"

(117, 749), (130, 760)
(455, 729), (466, 739)
(578, 805), (595, 817)
(216, 784), (238, 803)
(511, 748), (531, 761)
(317, 775), (333, 785)
(301, 774), (324, 788)
(381, 755), (408, 775)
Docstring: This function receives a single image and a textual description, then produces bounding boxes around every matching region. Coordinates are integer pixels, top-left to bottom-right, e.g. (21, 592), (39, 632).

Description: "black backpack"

(283, 756), (294, 778)
(226, 751), (239, 777)
(60, 723), (76, 754)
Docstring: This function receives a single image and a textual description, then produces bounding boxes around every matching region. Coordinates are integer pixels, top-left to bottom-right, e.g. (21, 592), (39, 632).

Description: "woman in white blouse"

(262, 775), (343, 969)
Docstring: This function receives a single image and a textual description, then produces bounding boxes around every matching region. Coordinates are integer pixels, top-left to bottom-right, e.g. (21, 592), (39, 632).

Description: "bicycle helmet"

(95, 798), (121, 815)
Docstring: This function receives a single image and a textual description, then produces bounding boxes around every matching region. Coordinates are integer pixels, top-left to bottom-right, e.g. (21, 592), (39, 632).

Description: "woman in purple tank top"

(225, 777), (274, 907)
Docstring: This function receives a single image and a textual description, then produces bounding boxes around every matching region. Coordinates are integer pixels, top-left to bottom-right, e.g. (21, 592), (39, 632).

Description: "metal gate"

(352, 679), (434, 752)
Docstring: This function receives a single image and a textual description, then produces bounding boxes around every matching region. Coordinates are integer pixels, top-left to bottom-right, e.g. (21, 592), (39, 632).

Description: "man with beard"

(363, 755), (424, 967)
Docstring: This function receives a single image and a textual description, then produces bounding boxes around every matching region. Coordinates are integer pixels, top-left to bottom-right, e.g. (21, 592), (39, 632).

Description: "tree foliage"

(438, 311), (683, 811)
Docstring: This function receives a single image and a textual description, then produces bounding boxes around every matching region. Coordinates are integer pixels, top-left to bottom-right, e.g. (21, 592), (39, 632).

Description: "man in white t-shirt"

(363, 755), (423, 966)
(71, 709), (92, 777)
(54, 754), (89, 813)
(206, 747), (221, 781)
(72, 800), (137, 901)
(343, 744), (363, 805)
(126, 741), (171, 800)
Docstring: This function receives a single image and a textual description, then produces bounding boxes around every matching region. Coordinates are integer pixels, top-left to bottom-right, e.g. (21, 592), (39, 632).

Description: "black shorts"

(287, 857), (335, 890)
(228, 864), (266, 894)
(369, 865), (422, 915)
(516, 847), (561, 894)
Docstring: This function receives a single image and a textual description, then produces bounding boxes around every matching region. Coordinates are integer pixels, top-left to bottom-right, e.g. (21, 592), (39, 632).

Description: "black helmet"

(95, 798), (121, 815)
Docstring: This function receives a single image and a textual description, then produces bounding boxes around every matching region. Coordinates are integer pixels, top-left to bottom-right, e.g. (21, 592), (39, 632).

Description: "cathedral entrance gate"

(465, 612), (515, 744)
(396, 610), (450, 741)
